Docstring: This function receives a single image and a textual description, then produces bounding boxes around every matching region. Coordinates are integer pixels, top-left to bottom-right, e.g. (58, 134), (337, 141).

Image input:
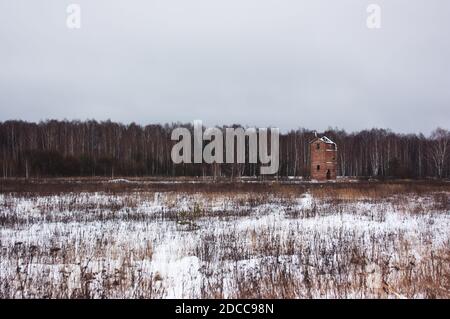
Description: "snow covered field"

(0, 185), (449, 298)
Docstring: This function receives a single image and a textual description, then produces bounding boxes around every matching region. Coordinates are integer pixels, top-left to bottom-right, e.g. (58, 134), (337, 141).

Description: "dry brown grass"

(0, 179), (449, 299)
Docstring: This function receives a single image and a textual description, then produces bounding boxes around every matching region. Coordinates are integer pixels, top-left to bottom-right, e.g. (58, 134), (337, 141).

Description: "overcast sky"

(0, 0), (449, 134)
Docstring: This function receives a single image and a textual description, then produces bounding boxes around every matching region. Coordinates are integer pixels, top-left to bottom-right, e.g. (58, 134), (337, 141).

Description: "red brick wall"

(310, 140), (337, 180)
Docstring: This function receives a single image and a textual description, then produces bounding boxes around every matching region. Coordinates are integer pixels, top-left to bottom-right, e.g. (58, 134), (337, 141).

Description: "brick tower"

(309, 135), (337, 181)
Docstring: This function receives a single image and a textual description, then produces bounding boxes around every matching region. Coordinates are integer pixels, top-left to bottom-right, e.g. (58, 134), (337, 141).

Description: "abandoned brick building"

(309, 135), (337, 181)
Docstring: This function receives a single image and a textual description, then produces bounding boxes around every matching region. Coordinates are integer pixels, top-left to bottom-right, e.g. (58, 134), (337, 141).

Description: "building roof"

(309, 135), (336, 145)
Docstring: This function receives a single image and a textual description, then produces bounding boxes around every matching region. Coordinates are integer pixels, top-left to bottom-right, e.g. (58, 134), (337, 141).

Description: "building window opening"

(317, 165), (320, 171)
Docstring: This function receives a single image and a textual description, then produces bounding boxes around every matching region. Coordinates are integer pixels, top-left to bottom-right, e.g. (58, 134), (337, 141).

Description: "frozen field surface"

(0, 187), (449, 298)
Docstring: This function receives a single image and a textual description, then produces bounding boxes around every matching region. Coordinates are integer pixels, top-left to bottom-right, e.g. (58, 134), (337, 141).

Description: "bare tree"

(429, 128), (450, 178)
(0, 120), (448, 178)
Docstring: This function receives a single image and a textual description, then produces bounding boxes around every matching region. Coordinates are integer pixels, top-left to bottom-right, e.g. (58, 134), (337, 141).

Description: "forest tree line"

(0, 120), (449, 179)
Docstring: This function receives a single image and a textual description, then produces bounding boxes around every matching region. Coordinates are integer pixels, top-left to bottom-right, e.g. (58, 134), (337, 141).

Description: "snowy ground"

(0, 189), (449, 298)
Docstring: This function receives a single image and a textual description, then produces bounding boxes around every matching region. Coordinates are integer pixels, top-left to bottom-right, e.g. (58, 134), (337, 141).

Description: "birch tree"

(429, 128), (449, 178)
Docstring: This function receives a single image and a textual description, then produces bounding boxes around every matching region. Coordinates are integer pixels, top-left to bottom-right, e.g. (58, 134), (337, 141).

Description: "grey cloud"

(0, 0), (449, 134)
